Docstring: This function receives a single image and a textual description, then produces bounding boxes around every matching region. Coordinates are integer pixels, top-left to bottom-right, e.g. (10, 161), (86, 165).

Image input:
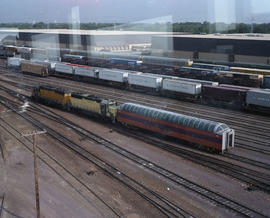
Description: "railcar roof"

(119, 103), (229, 134)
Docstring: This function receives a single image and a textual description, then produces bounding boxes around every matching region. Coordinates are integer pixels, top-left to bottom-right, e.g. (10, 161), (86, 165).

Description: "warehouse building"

(0, 29), (171, 52)
(152, 34), (270, 65)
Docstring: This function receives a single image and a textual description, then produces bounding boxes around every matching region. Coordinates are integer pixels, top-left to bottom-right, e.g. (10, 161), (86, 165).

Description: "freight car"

(192, 63), (230, 71)
(178, 67), (217, 79)
(246, 89), (270, 112)
(21, 61), (49, 77)
(116, 103), (235, 153)
(216, 71), (264, 88)
(0, 45), (16, 58)
(62, 54), (87, 65)
(264, 76), (270, 89)
(7, 57), (23, 69)
(161, 79), (202, 100)
(127, 73), (162, 92)
(230, 67), (270, 76)
(109, 58), (142, 69)
(201, 85), (250, 109)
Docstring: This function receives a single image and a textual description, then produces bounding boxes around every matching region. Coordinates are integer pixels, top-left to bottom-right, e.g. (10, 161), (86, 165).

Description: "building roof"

(155, 33), (270, 41)
(0, 29), (172, 36)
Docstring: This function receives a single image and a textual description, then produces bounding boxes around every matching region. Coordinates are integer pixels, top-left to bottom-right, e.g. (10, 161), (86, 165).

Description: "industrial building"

(0, 29), (170, 52)
(151, 34), (270, 65)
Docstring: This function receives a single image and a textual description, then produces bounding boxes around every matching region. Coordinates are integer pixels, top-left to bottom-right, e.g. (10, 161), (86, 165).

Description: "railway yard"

(0, 56), (270, 218)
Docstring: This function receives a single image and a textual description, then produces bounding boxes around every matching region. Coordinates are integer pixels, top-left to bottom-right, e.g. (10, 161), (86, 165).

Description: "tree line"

(1, 22), (270, 34)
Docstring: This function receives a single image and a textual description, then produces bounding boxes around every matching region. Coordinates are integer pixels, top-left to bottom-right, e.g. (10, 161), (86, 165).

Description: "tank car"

(116, 103), (235, 153)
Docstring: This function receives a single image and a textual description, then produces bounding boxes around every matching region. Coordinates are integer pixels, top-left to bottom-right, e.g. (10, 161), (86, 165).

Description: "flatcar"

(116, 103), (235, 153)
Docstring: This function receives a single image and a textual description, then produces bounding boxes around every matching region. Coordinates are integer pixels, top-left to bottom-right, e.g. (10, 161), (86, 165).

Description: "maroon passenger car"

(116, 103), (235, 153)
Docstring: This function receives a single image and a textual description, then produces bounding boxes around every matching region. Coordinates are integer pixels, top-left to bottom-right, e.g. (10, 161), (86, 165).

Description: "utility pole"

(21, 130), (46, 218)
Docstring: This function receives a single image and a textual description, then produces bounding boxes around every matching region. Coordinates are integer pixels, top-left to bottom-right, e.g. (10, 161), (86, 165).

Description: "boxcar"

(21, 61), (49, 77)
(116, 103), (235, 153)
(128, 73), (162, 91)
(162, 79), (201, 98)
(202, 85), (248, 108)
(98, 68), (128, 83)
(55, 63), (74, 75)
(246, 89), (270, 111)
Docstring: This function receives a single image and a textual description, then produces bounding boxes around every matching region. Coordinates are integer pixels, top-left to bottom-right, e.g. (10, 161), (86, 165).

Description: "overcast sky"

(0, 0), (270, 23)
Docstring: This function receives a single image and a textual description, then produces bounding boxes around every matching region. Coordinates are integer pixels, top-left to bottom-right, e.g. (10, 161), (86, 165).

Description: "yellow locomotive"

(32, 86), (117, 121)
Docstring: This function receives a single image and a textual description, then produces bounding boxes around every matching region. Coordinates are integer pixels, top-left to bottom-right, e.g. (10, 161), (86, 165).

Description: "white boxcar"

(7, 57), (23, 68)
(98, 69), (128, 83)
(55, 63), (74, 74)
(74, 66), (97, 78)
(17, 47), (32, 54)
(162, 79), (202, 95)
(175, 77), (218, 86)
(246, 89), (270, 108)
(128, 73), (162, 89)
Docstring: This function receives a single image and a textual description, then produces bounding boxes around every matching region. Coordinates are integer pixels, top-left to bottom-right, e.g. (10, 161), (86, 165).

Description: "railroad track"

(0, 110), (121, 217)
(0, 96), (192, 218)
(2, 94), (270, 217)
(0, 193), (5, 218)
(2, 74), (270, 141)
(1, 76), (269, 168)
(28, 102), (270, 192)
(1, 65), (270, 216)
(3, 72), (270, 134)
(1, 75), (270, 155)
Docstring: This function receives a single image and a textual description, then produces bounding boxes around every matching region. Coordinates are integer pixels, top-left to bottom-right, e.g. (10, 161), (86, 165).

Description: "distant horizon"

(1, 21), (270, 25)
(1, 0), (270, 24)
